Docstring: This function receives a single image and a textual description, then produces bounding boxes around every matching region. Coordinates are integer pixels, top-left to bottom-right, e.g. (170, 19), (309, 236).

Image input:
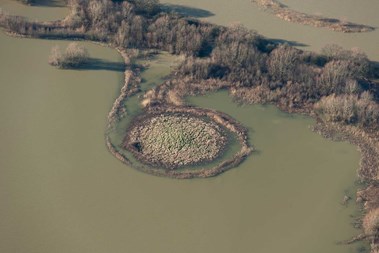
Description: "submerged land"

(0, 0), (378, 251)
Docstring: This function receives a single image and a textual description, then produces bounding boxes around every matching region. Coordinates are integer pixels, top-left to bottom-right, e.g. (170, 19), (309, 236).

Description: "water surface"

(161, 0), (379, 60)
(0, 1), (369, 253)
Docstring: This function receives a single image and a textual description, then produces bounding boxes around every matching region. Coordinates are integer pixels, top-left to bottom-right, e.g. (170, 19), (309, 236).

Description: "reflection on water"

(63, 58), (126, 72)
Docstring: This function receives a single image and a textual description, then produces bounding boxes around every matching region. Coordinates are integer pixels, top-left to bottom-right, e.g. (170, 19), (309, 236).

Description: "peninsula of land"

(252, 0), (375, 33)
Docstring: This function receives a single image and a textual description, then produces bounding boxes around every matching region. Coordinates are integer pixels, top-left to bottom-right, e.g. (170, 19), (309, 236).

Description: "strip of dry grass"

(252, 0), (375, 33)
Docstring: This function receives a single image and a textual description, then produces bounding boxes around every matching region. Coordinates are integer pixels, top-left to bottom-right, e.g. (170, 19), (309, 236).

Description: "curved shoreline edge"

(104, 51), (253, 178)
(251, 0), (375, 33)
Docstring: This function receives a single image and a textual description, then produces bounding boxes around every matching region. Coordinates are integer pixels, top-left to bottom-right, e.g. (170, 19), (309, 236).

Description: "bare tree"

(115, 20), (130, 47)
(48, 45), (62, 67)
(322, 44), (370, 78)
(49, 43), (89, 68)
(267, 44), (300, 81)
(318, 60), (351, 94)
(63, 42), (89, 67)
(315, 92), (379, 128)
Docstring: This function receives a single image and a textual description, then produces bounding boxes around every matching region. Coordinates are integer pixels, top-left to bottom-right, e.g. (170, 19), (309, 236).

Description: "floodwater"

(0, 0), (68, 21)
(0, 1), (370, 253)
(161, 0), (379, 61)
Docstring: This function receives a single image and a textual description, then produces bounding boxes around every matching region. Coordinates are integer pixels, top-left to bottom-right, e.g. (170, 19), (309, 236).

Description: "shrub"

(315, 92), (379, 128)
(48, 45), (62, 67)
(49, 42), (89, 68)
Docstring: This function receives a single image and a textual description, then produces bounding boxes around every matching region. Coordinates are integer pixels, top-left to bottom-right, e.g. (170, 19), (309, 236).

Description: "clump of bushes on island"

(315, 92), (379, 128)
(48, 42), (89, 68)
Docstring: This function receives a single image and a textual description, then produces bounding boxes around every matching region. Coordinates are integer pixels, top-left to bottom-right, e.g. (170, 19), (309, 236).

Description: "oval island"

(124, 113), (227, 169)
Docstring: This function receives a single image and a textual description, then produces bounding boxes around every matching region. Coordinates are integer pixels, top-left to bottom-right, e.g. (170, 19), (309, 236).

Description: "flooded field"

(0, 1), (372, 253)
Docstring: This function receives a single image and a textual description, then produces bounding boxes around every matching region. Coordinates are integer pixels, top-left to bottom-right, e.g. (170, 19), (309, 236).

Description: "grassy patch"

(125, 114), (226, 169)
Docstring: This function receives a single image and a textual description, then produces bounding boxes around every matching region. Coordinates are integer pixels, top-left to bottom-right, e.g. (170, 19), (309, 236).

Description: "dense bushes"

(315, 92), (379, 128)
(49, 42), (89, 68)
(321, 44), (370, 78)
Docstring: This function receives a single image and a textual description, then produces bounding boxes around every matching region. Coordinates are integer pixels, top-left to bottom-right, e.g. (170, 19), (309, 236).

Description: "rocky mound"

(124, 113), (227, 169)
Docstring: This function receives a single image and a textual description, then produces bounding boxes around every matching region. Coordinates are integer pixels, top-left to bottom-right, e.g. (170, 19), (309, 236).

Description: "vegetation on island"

(48, 42), (89, 68)
(0, 0), (378, 250)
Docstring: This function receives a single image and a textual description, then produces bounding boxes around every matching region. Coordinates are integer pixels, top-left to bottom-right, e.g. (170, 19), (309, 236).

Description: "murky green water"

(0, 1), (370, 253)
(161, 0), (379, 61)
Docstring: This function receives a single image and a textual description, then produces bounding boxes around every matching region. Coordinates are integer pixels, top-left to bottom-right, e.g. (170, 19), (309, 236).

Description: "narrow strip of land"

(252, 0), (375, 32)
